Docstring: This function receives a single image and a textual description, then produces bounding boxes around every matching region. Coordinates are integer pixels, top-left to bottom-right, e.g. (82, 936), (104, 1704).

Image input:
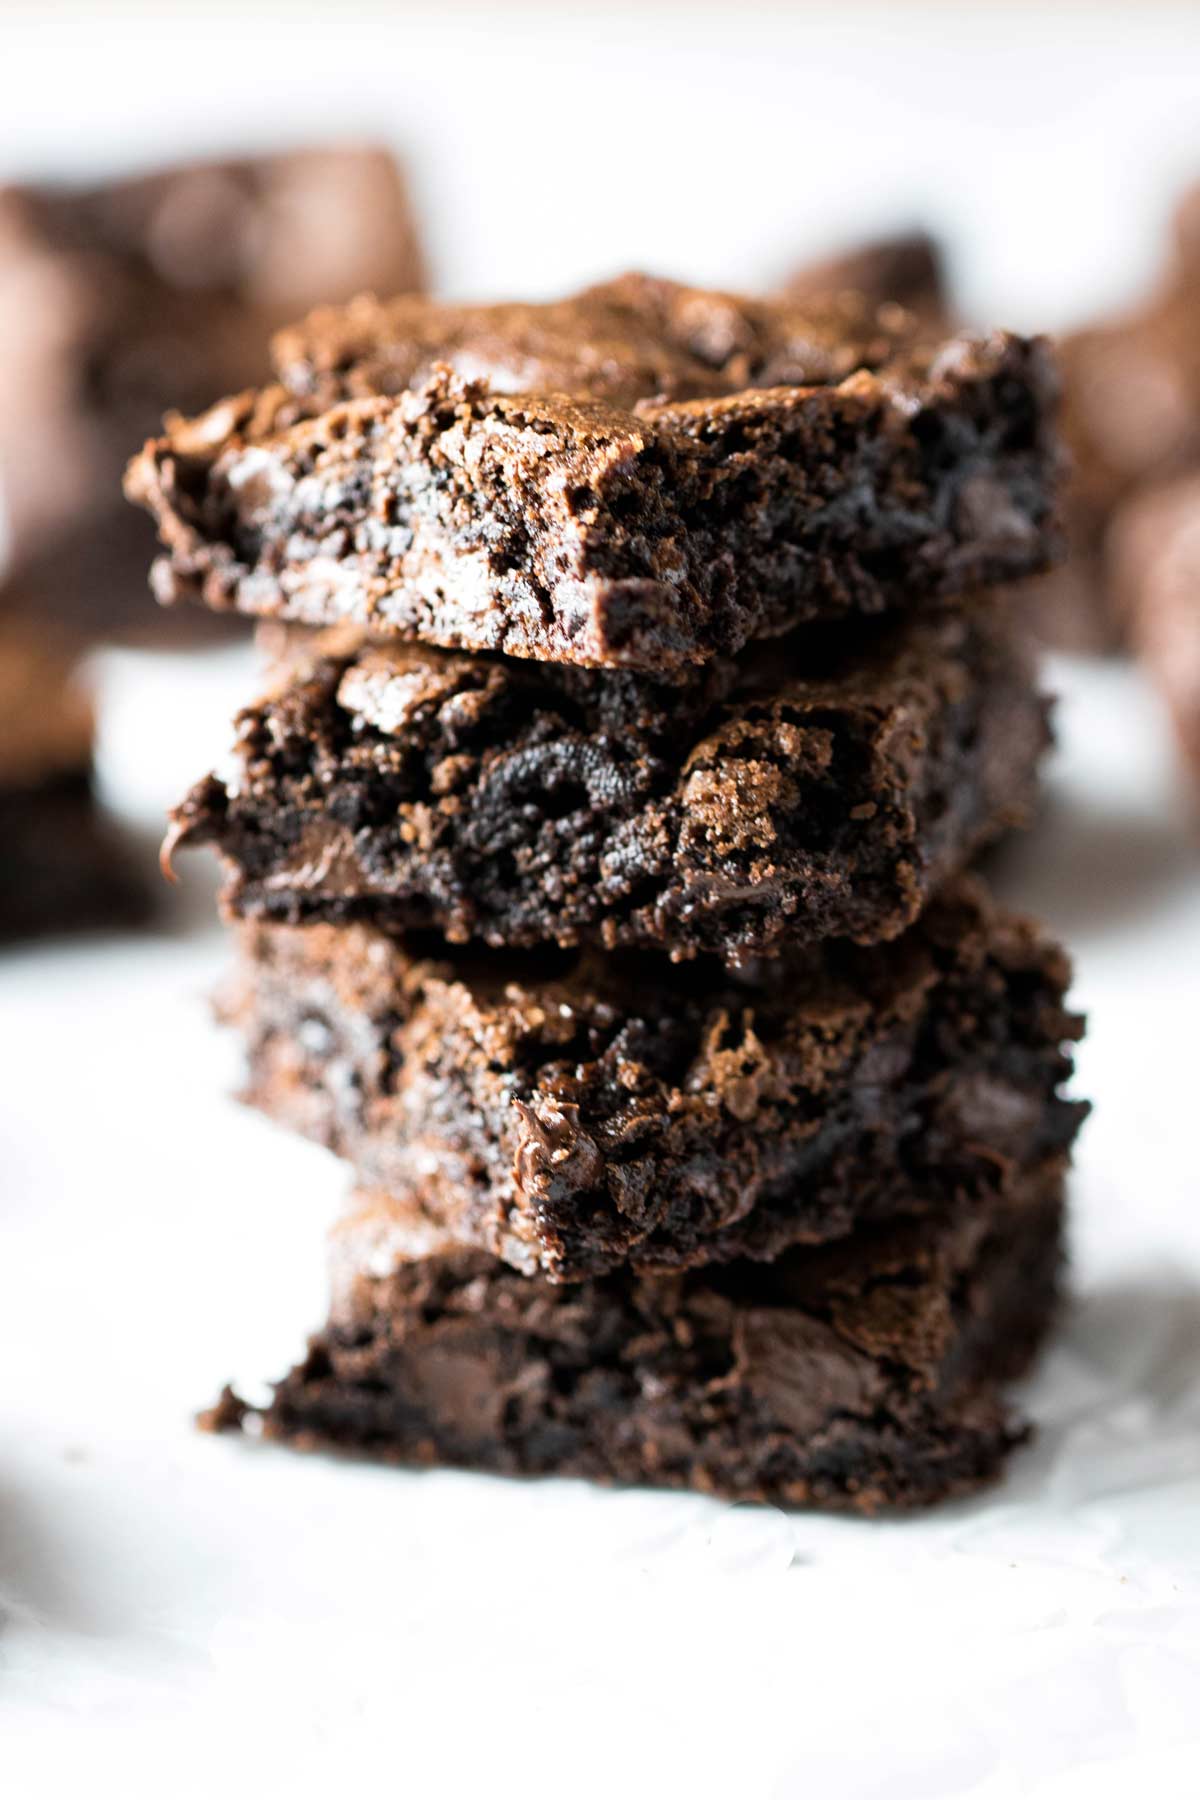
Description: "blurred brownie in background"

(0, 621), (148, 937)
(1045, 181), (1200, 651)
(784, 228), (951, 331)
(0, 144), (425, 644)
(1109, 472), (1200, 792)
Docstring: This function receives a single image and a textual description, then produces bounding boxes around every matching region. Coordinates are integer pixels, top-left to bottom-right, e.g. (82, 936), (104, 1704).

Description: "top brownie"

(126, 273), (1062, 673)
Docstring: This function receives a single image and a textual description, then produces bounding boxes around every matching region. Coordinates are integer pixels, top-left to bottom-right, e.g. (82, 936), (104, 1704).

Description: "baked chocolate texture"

(222, 878), (1085, 1281)
(167, 606), (1048, 961)
(0, 626), (148, 937)
(0, 146), (424, 645)
(125, 273), (1062, 672)
(204, 1163), (1065, 1513)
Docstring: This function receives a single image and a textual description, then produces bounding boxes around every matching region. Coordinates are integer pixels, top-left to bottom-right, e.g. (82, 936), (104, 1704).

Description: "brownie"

(1041, 181), (1200, 650)
(125, 273), (1062, 672)
(165, 607), (1048, 961)
(0, 625), (148, 937)
(0, 146), (423, 644)
(205, 1162), (1065, 1513)
(221, 878), (1085, 1281)
(1109, 472), (1200, 786)
(784, 229), (950, 328)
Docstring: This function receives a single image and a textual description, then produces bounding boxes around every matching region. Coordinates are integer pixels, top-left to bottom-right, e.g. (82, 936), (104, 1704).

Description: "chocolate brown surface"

(223, 878), (1086, 1280)
(0, 145), (423, 644)
(167, 607), (1048, 961)
(1109, 472), (1200, 785)
(206, 1164), (1065, 1514)
(126, 273), (1062, 671)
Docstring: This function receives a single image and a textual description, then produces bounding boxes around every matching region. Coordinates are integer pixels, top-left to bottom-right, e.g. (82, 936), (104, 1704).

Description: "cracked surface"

(222, 878), (1086, 1281)
(125, 273), (1062, 672)
(204, 1163), (1065, 1514)
(167, 607), (1048, 961)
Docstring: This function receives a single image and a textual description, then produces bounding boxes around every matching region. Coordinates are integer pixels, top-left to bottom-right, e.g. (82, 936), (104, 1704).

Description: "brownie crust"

(208, 1165), (1065, 1514)
(222, 879), (1086, 1281)
(125, 274), (1062, 672)
(167, 607), (1048, 962)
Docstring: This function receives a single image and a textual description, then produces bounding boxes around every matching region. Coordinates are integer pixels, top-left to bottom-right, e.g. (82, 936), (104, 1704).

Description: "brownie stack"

(128, 274), (1087, 1512)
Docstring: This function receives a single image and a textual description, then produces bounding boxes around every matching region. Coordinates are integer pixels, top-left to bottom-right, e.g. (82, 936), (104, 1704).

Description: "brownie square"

(221, 878), (1085, 1281)
(126, 273), (1062, 671)
(205, 1160), (1065, 1514)
(166, 605), (1048, 961)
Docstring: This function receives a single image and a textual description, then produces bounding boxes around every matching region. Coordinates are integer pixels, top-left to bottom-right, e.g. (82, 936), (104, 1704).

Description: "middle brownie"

(168, 604), (1047, 962)
(223, 878), (1086, 1281)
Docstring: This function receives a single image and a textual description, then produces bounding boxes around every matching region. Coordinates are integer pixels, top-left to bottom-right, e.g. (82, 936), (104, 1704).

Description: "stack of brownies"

(127, 273), (1088, 1511)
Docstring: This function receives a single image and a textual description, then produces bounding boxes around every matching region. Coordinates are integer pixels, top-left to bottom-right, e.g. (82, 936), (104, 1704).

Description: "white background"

(2, 5), (1200, 1796)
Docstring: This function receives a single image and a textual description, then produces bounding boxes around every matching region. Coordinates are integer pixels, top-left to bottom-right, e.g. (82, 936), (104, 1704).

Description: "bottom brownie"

(207, 1161), (1065, 1513)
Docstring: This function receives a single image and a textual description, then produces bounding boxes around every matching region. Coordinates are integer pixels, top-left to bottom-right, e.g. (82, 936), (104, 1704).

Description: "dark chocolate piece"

(222, 878), (1086, 1281)
(125, 273), (1062, 672)
(210, 1164), (1065, 1514)
(167, 608), (1049, 961)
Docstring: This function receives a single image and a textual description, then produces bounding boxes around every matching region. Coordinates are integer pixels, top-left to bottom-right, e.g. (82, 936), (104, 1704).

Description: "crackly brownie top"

(126, 270), (1060, 673)
(268, 271), (922, 415)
